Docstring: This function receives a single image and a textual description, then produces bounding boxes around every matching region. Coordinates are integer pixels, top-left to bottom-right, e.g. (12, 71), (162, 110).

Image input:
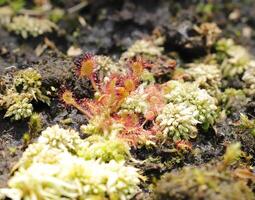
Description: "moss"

(3, 158), (140, 200)
(1, 125), (140, 200)
(242, 60), (255, 96)
(215, 38), (253, 78)
(238, 114), (255, 137)
(156, 102), (199, 141)
(154, 143), (254, 200)
(194, 22), (221, 47)
(120, 84), (150, 116)
(164, 80), (218, 129)
(80, 135), (131, 162)
(185, 63), (221, 96)
(220, 88), (248, 115)
(154, 166), (254, 200)
(120, 37), (164, 61)
(6, 15), (57, 38)
(0, 68), (50, 120)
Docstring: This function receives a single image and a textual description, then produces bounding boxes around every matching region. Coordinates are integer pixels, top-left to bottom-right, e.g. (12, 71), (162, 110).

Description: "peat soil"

(0, 0), (255, 193)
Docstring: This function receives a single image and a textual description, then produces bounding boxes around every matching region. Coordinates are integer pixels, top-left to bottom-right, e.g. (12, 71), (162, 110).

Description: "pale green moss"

(80, 135), (130, 162)
(156, 102), (199, 140)
(216, 38), (252, 77)
(0, 68), (50, 120)
(80, 115), (124, 136)
(120, 37), (164, 61)
(6, 15), (57, 38)
(164, 81), (218, 127)
(120, 85), (149, 115)
(242, 60), (255, 95)
(3, 157), (140, 200)
(185, 63), (221, 96)
(4, 97), (33, 120)
(1, 125), (139, 200)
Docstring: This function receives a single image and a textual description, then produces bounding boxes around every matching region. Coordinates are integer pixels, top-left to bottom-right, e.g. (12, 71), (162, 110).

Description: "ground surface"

(0, 0), (255, 198)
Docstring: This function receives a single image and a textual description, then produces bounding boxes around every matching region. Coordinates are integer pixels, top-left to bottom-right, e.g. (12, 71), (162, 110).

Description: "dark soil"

(0, 0), (255, 196)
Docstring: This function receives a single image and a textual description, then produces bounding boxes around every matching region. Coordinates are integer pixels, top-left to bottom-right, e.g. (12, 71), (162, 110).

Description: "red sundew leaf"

(74, 53), (95, 79)
(175, 140), (192, 151)
(79, 98), (99, 116)
(234, 168), (255, 180)
(145, 85), (166, 118)
(129, 56), (152, 76)
(59, 88), (76, 106)
(113, 113), (158, 147)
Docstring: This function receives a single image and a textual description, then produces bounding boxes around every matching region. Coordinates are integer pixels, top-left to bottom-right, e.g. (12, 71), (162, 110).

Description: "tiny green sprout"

(239, 113), (255, 137)
(222, 143), (242, 169)
(23, 113), (43, 145)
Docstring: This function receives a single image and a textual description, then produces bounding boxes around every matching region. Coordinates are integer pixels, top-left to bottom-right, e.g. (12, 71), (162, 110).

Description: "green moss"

(80, 135), (131, 162)
(164, 81), (218, 129)
(215, 38), (253, 77)
(238, 114), (255, 137)
(1, 125), (140, 200)
(154, 166), (254, 200)
(0, 68), (50, 120)
(6, 15), (57, 38)
(154, 143), (254, 200)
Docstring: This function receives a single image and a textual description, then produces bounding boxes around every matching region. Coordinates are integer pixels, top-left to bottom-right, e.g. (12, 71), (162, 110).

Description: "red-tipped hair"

(74, 53), (95, 78)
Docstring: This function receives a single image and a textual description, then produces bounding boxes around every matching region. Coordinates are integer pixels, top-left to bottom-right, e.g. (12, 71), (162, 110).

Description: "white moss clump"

(216, 38), (252, 77)
(14, 68), (42, 92)
(120, 37), (164, 60)
(16, 143), (62, 170)
(165, 81), (218, 126)
(1, 125), (139, 200)
(4, 97), (33, 121)
(94, 55), (126, 80)
(156, 102), (199, 141)
(242, 60), (255, 95)
(3, 154), (140, 200)
(38, 125), (84, 153)
(185, 63), (221, 95)
(120, 85), (149, 115)
(6, 15), (57, 38)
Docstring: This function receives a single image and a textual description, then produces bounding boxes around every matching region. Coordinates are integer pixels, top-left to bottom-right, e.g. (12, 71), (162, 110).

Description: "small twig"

(67, 1), (88, 14)
(18, 9), (45, 16)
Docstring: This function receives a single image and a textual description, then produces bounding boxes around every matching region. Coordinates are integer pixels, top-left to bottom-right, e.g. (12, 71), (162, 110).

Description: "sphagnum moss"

(215, 38), (254, 78)
(0, 68), (50, 120)
(164, 80), (218, 129)
(156, 102), (199, 140)
(154, 143), (254, 200)
(0, 125), (140, 200)
(6, 15), (57, 38)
